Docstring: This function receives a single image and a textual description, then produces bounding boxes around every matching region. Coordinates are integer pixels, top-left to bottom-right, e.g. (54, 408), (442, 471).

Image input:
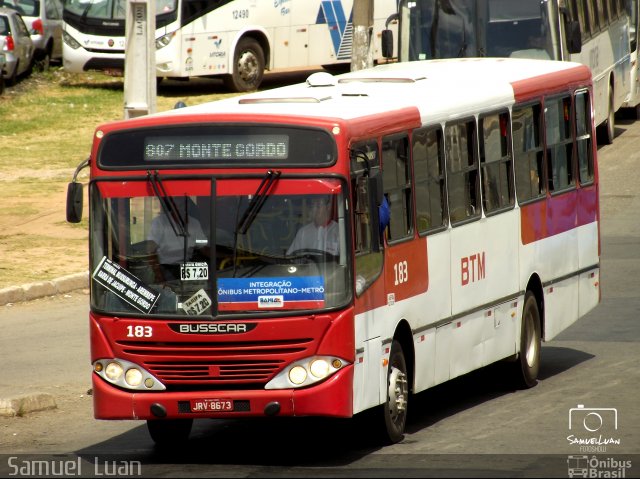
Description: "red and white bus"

(67, 56), (600, 444)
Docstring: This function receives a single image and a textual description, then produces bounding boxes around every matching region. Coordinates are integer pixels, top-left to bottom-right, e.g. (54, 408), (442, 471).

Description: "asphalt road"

(0, 109), (639, 478)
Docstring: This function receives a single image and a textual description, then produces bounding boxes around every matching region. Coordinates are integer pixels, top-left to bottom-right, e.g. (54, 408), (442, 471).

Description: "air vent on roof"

(238, 96), (331, 104)
(338, 76), (425, 84)
(306, 71), (337, 87)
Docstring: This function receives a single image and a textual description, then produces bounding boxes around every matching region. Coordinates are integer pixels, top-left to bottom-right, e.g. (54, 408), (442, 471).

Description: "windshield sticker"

(92, 257), (160, 314)
(180, 262), (209, 281)
(182, 289), (213, 315)
(217, 276), (325, 311)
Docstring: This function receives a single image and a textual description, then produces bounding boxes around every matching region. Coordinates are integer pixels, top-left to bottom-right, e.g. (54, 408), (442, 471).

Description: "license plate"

(190, 399), (233, 412)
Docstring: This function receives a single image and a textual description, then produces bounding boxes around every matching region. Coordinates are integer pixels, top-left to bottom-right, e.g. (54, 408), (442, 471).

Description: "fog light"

(310, 359), (330, 379)
(125, 368), (143, 387)
(288, 366), (307, 385)
(105, 362), (123, 381)
(144, 378), (155, 389)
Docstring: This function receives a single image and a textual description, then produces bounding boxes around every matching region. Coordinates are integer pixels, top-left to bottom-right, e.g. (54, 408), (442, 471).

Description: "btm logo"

(567, 405), (621, 453)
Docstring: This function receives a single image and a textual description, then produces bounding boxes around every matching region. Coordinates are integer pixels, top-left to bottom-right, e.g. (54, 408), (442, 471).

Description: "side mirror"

(381, 29), (394, 58)
(66, 182), (84, 223)
(568, 20), (582, 54)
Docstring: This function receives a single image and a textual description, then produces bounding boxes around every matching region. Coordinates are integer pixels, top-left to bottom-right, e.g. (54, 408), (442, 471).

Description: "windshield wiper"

(236, 170), (281, 234)
(80, 0), (95, 22)
(147, 170), (187, 238)
(232, 170), (280, 276)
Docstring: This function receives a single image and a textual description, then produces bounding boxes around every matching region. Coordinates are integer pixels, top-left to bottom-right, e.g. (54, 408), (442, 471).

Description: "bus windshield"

(64, 0), (177, 20)
(400, 0), (556, 61)
(89, 178), (351, 316)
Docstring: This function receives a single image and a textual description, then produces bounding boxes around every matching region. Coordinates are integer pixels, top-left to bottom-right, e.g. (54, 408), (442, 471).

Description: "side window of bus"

(545, 95), (575, 192)
(587, 0), (599, 33)
(350, 141), (383, 295)
(575, 90), (595, 184)
(513, 103), (545, 203)
(413, 126), (447, 234)
(479, 111), (514, 214)
(382, 134), (413, 241)
(445, 119), (480, 225)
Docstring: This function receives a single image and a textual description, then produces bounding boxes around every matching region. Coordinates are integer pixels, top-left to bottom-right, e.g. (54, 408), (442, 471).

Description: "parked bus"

(67, 57), (601, 444)
(623, 0), (640, 115)
(61, 0), (398, 92)
(381, 0), (630, 144)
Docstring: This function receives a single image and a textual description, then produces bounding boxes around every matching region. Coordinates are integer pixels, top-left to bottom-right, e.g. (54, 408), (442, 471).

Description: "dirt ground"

(0, 173), (88, 290)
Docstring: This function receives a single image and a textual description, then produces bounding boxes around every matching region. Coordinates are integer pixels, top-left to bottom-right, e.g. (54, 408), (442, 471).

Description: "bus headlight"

(125, 368), (143, 387)
(265, 356), (348, 390)
(62, 31), (81, 50)
(93, 358), (165, 391)
(104, 361), (123, 382)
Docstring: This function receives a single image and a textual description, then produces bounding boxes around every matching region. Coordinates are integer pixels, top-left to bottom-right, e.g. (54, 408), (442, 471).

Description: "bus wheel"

(516, 291), (541, 388)
(224, 38), (265, 92)
(598, 86), (615, 144)
(381, 339), (409, 443)
(147, 419), (193, 446)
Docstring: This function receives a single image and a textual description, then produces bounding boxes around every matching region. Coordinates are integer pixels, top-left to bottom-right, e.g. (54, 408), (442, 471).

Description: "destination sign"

(144, 135), (289, 161)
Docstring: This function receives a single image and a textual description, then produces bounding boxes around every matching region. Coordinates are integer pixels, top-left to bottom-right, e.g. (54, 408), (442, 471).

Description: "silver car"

(0, 7), (34, 85)
(2, 0), (62, 70)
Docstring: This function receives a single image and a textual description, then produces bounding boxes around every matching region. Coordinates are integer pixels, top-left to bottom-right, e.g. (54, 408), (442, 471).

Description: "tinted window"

(413, 127), (447, 233)
(446, 119), (480, 224)
(479, 111), (514, 213)
(513, 103), (545, 203)
(382, 134), (413, 241)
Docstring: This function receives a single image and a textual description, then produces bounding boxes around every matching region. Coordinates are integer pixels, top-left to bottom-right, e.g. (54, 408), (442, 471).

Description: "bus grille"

(114, 338), (314, 386)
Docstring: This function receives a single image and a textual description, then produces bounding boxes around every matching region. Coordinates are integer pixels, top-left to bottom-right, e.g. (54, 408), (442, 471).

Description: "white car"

(2, 0), (62, 70)
(0, 7), (34, 85)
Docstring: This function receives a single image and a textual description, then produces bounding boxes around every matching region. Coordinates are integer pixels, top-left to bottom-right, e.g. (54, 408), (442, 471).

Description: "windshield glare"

(64, 0), (176, 19)
(401, 0), (556, 61)
(89, 180), (351, 316)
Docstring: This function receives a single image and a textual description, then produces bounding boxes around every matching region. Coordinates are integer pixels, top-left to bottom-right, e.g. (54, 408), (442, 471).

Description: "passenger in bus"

(147, 198), (207, 280)
(287, 196), (339, 256)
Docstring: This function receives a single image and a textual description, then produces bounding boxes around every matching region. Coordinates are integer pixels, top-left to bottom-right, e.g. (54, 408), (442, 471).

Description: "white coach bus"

(61, 0), (398, 91)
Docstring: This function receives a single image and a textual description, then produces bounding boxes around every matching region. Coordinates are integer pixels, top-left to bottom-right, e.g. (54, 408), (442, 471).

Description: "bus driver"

(287, 196), (339, 256)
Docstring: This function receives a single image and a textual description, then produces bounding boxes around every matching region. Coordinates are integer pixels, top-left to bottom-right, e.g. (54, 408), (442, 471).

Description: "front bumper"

(92, 365), (354, 420)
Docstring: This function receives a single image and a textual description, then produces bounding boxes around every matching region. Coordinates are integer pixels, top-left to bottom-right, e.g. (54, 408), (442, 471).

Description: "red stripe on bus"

(510, 66), (592, 102)
(520, 186), (597, 245)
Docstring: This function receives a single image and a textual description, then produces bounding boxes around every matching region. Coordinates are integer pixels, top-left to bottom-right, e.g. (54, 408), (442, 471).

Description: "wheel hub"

(388, 366), (408, 421)
(237, 51), (258, 83)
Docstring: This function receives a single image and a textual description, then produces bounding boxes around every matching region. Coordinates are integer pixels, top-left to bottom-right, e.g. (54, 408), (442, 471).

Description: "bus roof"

(137, 58), (592, 129)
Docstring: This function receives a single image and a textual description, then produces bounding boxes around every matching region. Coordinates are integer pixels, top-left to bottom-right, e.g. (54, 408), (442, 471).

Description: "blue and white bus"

(62, 0), (398, 91)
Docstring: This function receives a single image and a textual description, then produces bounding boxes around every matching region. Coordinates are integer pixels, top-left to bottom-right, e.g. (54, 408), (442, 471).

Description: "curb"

(0, 393), (57, 417)
(0, 271), (89, 307)
(0, 273), (88, 417)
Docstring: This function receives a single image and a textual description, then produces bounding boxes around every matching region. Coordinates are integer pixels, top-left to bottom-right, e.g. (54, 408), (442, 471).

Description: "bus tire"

(516, 291), (541, 388)
(147, 419), (193, 446)
(224, 38), (265, 92)
(380, 339), (409, 444)
(598, 86), (615, 145)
